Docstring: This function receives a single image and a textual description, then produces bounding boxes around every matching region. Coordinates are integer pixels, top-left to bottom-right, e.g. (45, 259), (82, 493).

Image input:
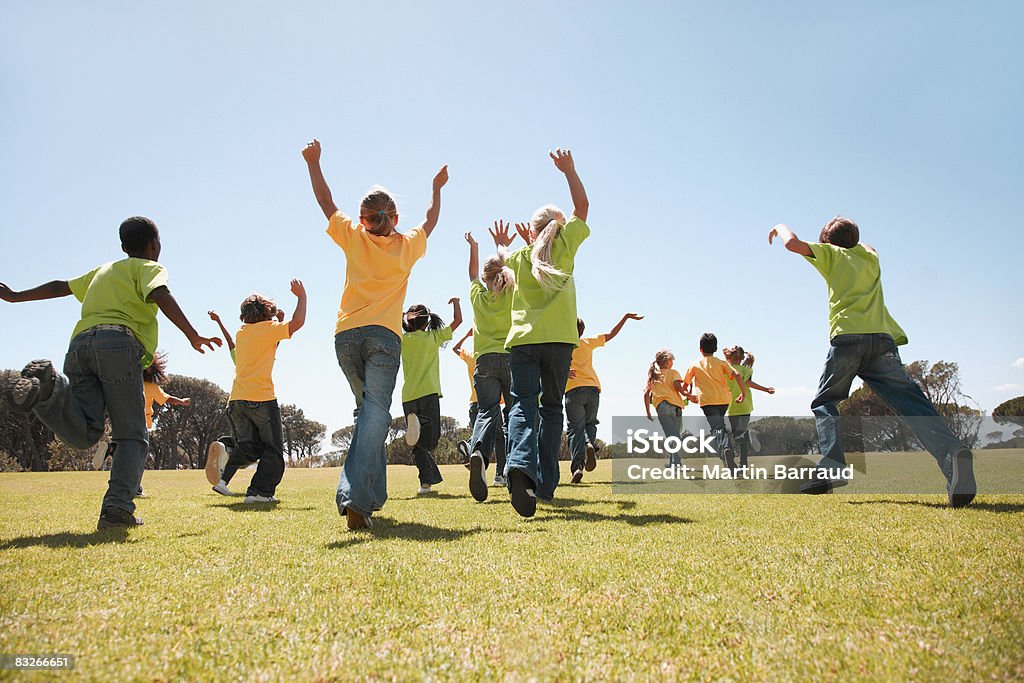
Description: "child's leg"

(223, 402), (260, 484)
(246, 400), (286, 497)
(584, 389), (600, 448)
(506, 346), (542, 484)
(656, 402), (682, 466)
(729, 414), (751, 466)
(496, 369), (512, 476)
(334, 327), (400, 517)
(30, 333), (110, 451)
(410, 395), (443, 486)
(809, 336), (868, 470)
(536, 344), (574, 501)
(469, 354), (505, 466)
(564, 388), (588, 473)
(468, 402), (479, 431)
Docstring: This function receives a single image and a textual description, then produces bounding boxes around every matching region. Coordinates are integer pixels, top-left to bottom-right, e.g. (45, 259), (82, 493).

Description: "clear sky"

(2, 1), (1022, 445)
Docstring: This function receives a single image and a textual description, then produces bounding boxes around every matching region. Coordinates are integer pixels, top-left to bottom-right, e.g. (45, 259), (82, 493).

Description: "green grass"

(1, 462), (1023, 681)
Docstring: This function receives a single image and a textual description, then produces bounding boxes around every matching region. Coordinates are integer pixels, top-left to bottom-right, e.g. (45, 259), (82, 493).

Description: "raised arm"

(550, 148), (588, 222)
(421, 165), (449, 237)
(604, 313), (644, 343)
(302, 139), (339, 220)
(514, 222), (534, 245)
(465, 232), (479, 282)
(0, 280), (72, 303)
(208, 310), (235, 351)
(453, 328), (473, 356)
(768, 223), (813, 257)
(149, 286), (221, 354)
(448, 297), (463, 332)
(288, 279), (307, 336)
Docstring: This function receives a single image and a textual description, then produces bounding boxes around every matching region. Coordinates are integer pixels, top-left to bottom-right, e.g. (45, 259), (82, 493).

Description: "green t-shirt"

(803, 243), (908, 345)
(505, 216), (590, 348)
(727, 364), (753, 416)
(469, 279), (513, 358)
(401, 326), (454, 402)
(68, 258), (169, 368)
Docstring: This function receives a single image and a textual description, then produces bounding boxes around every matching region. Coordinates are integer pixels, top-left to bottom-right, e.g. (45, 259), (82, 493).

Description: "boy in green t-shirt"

(769, 216), (975, 506)
(1, 217), (221, 528)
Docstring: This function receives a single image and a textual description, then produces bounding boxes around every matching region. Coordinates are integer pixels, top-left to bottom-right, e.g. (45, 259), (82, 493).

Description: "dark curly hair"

(143, 350), (168, 384)
(240, 294), (277, 324)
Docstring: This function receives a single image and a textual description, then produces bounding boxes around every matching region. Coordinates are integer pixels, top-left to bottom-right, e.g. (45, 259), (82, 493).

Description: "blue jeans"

(469, 352), (511, 471)
(565, 386), (600, 472)
(33, 328), (148, 514)
(811, 333), (964, 476)
(402, 393), (443, 486)
(701, 404), (730, 462)
(728, 414), (752, 466)
(505, 343), (573, 501)
(226, 399), (286, 497)
(334, 326), (401, 517)
(655, 401), (682, 466)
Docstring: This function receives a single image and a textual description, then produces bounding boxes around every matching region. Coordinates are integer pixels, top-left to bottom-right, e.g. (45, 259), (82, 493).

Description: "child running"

(302, 138), (448, 530)
(503, 148), (589, 517)
(1, 216), (220, 528)
(722, 346), (774, 468)
(682, 333), (748, 471)
(565, 313), (643, 483)
(452, 329), (478, 442)
(769, 217), (975, 505)
(464, 223), (517, 502)
(401, 299), (462, 495)
(643, 350), (692, 468)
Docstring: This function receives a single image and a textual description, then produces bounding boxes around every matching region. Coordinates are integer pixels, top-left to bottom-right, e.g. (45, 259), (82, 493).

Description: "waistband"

(86, 324), (138, 342)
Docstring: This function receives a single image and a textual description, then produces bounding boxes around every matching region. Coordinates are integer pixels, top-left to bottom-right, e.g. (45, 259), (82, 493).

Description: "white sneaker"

(405, 414), (420, 445)
(92, 440), (111, 470)
(206, 441), (228, 485)
(750, 429), (762, 452)
(492, 475), (507, 487)
(212, 480), (239, 497)
(243, 494), (279, 504)
(417, 484), (432, 495)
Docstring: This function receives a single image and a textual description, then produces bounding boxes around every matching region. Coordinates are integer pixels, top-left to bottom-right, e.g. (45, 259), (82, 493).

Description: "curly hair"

(240, 294), (277, 324)
(143, 350), (168, 384)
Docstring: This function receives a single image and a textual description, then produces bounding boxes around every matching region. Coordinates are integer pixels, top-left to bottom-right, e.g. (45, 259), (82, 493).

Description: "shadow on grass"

(846, 499), (1024, 513)
(326, 520), (487, 549)
(541, 506), (694, 526)
(207, 502), (317, 513)
(1, 528), (130, 549)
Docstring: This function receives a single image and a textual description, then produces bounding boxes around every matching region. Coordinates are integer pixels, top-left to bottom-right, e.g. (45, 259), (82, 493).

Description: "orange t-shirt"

(327, 212), (427, 337)
(458, 349), (478, 403)
(566, 335), (605, 392)
(229, 320), (292, 402)
(650, 368), (687, 409)
(144, 381), (169, 430)
(683, 355), (735, 406)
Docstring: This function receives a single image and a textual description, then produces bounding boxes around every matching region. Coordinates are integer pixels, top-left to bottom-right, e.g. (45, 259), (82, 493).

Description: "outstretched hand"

(290, 278), (306, 298)
(190, 334), (223, 354)
(766, 387), (776, 394)
(465, 232), (478, 247)
(549, 148), (575, 174)
(625, 313), (644, 321)
(768, 224), (784, 245)
(302, 139), (321, 164)
(0, 283), (16, 302)
(514, 222), (534, 245)
(207, 310), (221, 322)
(448, 297), (461, 306)
(433, 165), (449, 192)
(489, 220), (518, 248)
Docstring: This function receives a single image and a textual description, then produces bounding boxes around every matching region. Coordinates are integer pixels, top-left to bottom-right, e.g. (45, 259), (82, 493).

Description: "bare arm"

(453, 328), (473, 356)
(166, 395), (191, 407)
(748, 379), (775, 394)
(733, 373), (748, 404)
(604, 313), (644, 343)
(465, 232), (479, 282)
(550, 149), (588, 222)
(644, 389), (654, 420)
(421, 165), (449, 237)
(768, 223), (813, 257)
(148, 286), (221, 353)
(674, 379), (696, 405)
(448, 297), (463, 332)
(288, 279), (307, 336)
(208, 311), (235, 351)
(0, 280), (72, 303)
(301, 139), (338, 220)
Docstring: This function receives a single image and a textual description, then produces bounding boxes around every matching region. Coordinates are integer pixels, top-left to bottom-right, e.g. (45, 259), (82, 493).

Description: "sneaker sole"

(346, 508), (373, 530)
(508, 468), (536, 518)
(949, 448), (976, 508)
(405, 414), (420, 446)
(92, 440), (109, 470)
(205, 442), (227, 485)
(584, 444), (596, 472)
(8, 377), (40, 414)
(469, 453), (488, 502)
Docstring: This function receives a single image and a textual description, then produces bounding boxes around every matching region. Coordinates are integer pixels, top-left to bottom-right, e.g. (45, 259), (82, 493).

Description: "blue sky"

(2, 1), (1022, 444)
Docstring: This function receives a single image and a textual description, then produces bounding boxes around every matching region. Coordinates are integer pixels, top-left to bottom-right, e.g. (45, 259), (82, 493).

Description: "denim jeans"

(225, 399), (286, 497)
(402, 393), (443, 485)
(565, 386), (600, 472)
(33, 328), (148, 514)
(468, 402), (479, 430)
(334, 326), (401, 517)
(470, 352), (512, 472)
(505, 343), (573, 501)
(655, 400), (682, 466)
(811, 333), (964, 476)
(701, 405), (730, 462)
(728, 414), (752, 466)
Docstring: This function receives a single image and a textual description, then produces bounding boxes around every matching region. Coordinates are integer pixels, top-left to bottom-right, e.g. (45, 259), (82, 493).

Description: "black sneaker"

(507, 468), (537, 518)
(948, 448), (976, 508)
(468, 452), (488, 502)
(570, 469), (584, 484)
(584, 444), (597, 472)
(97, 507), (144, 529)
(799, 477), (849, 495)
(724, 448), (737, 471)
(457, 440), (471, 468)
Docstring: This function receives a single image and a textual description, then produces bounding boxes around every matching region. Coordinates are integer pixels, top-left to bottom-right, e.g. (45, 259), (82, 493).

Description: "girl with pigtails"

(502, 148), (589, 518)
(643, 350), (694, 468)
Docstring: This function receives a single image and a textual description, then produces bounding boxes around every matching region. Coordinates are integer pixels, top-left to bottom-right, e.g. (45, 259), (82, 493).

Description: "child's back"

(230, 320), (291, 402)
(401, 326), (453, 403)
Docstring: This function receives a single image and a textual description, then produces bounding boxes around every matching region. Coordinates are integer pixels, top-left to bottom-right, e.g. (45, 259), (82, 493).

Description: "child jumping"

(565, 313), (643, 483)
(401, 299), (462, 494)
(453, 329), (478, 439)
(464, 223), (517, 502)
(1, 216), (220, 528)
(769, 217), (975, 505)
(503, 148), (590, 518)
(722, 346), (774, 468)
(302, 138), (448, 530)
(643, 350), (692, 467)
(682, 333), (748, 472)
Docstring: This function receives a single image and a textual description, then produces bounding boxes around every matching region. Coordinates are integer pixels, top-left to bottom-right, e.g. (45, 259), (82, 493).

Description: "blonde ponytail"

(529, 205), (568, 290)
(646, 349), (674, 391)
(482, 248), (515, 294)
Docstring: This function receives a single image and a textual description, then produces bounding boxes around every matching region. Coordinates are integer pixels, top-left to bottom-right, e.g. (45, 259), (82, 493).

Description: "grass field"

(2, 461), (1023, 681)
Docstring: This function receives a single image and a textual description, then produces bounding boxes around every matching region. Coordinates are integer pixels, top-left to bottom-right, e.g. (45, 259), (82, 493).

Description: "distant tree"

(0, 369), (56, 471)
(749, 416), (819, 455)
(149, 375), (230, 469)
(280, 404), (325, 465)
(993, 396), (1024, 419)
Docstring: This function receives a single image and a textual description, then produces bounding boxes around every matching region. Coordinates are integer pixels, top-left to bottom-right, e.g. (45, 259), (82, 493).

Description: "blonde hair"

(646, 349), (675, 391)
(529, 205), (568, 290)
(360, 187), (398, 236)
(482, 248), (515, 294)
(725, 345), (755, 368)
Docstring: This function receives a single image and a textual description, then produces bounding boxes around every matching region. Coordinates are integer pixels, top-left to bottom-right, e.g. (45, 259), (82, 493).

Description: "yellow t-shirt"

(650, 368), (687, 409)
(144, 381), (170, 431)
(683, 355), (735, 407)
(566, 335), (605, 392)
(229, 321), (291, 402)
(459, 349), (478, 403)
(327, 212), (427, 337)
